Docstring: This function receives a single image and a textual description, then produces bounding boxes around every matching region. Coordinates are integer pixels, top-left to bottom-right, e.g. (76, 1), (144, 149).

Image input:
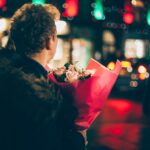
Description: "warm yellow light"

(107, 62), (115, 70)
(138, 65), (147, 74)
(139, 73), (146, 80)
(131, 0), (137, 6)
(0, 18), (8, 31)
(131, 0), (144, 7)
(121, 61), (131, 68)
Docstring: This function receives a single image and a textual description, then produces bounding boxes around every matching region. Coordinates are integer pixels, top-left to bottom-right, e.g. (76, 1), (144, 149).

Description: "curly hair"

(10, 4), (60, 55)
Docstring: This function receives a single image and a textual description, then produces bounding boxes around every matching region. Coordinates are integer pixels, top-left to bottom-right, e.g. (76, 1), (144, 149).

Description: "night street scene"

(0, 0), (150, 150)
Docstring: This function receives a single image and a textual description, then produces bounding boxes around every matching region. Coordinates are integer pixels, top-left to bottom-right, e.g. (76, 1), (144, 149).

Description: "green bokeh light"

(147, 8), (150, 26)
(93, 0), (105, 20)
(32, 0), (45, 4)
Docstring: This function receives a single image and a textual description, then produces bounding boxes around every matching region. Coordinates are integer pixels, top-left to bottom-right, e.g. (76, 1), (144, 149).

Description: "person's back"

(0, 49), (63, 150)
(0, 3), (85, 150)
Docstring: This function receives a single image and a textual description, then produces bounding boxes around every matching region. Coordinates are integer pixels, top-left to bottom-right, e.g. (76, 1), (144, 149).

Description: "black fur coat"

(0, 49), (85, 150)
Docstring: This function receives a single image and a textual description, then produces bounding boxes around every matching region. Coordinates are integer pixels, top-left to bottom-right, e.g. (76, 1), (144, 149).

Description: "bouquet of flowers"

(48, 58), (122, 130)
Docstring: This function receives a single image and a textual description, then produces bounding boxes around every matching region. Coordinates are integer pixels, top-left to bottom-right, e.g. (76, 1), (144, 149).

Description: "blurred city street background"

(1, 0), (150, 149)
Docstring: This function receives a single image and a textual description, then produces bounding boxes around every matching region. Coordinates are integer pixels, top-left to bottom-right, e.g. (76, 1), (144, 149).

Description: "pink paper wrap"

(48, 58), (122, 130)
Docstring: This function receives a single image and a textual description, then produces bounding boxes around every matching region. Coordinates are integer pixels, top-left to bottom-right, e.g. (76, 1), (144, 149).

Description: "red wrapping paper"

(48, 58), (122, 130)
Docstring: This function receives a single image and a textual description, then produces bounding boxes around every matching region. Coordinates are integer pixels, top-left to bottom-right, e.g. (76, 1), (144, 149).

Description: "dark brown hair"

(10, 4), (60, 55)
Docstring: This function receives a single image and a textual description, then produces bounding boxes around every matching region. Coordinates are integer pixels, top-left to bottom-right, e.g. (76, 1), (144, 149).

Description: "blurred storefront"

(0, 18), (9, 47)
(48, 20), (94, 69)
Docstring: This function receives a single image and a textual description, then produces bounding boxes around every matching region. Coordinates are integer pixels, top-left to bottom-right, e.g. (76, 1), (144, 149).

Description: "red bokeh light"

(0, 0), (6, 8)
(123, 13), (134, 24)
(63, 0), (78, 17)
(124, 4), (133, 12)
(96, 99), (142, 150)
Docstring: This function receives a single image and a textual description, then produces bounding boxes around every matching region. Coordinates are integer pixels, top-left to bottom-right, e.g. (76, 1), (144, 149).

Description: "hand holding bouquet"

(48, 59), (122, 130)
(52, 63), (94, 83)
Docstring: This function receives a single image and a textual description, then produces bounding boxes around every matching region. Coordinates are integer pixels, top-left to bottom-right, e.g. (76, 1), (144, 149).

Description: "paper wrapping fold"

(48, 59), (122, 129)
